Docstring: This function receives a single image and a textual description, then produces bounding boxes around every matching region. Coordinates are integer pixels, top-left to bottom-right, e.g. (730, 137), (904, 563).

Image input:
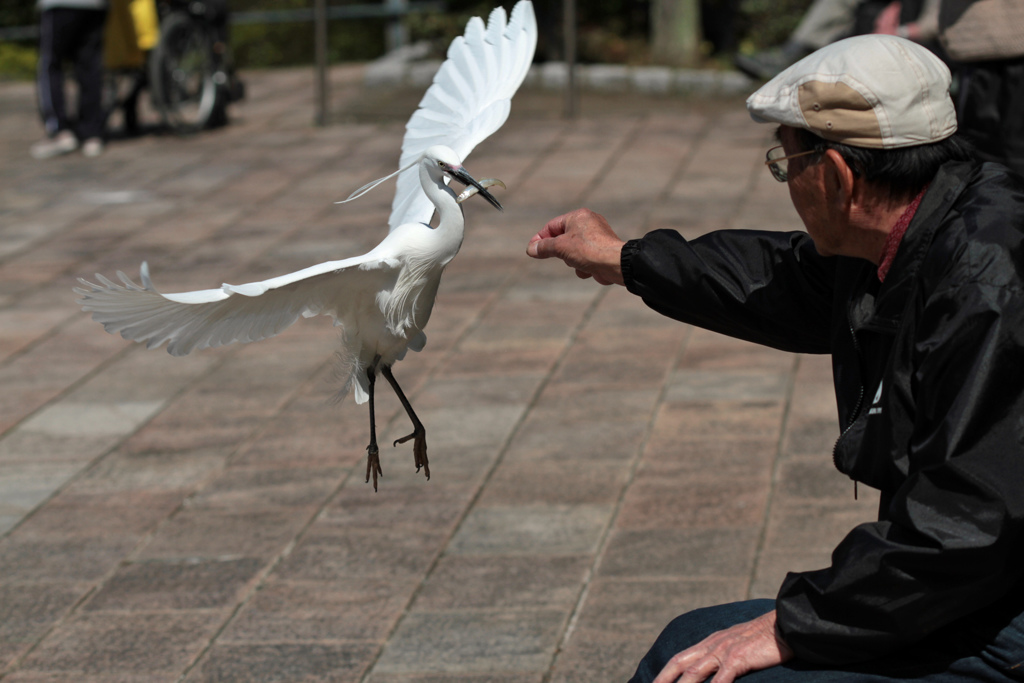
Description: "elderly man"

(528, 35), (1024, 682)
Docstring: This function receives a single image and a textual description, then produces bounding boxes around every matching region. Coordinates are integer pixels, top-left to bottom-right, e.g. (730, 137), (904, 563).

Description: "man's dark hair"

(793, 128), (976, 200)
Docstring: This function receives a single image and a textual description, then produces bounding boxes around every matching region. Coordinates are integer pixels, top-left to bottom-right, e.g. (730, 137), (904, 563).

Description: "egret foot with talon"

(365, 360), (384, 491)
(382, 365), (431, 481)
(366, 443), (383, 491)
(394, 427), (429, 480)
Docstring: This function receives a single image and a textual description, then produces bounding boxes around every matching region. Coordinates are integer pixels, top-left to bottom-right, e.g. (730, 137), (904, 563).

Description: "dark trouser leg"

(73, 9), (108, 141)
(629, 600), (778, 683)
(122, 65), (148, 134)
(956, 58), (1024, 177)
(37, 9), (68, 136)
(628, 599), (1021, 683)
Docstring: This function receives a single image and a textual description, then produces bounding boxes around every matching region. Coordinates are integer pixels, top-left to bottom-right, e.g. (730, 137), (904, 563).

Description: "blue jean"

(629, 600), (1024, 683)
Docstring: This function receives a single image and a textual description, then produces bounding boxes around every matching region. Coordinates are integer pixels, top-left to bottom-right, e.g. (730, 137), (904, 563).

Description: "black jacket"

(621, 160), (1024, 665)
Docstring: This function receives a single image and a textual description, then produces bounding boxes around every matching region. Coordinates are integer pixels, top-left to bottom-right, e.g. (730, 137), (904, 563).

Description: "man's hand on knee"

(527, 208), (626, 286)
(653, 610), (794, 683)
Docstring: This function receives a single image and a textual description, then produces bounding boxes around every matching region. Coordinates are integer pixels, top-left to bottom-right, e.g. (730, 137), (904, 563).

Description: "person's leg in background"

(74, 8), (108, 156)
(33, 7), (80, 158)
(955, 58), (1024, 177)
(790, 0), (862, 50)
(735, 0), (860, 79)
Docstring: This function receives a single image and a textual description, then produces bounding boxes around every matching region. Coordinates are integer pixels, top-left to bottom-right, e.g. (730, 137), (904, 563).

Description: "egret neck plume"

(74, 0), (538, 491)
(336, 158), (419, 205)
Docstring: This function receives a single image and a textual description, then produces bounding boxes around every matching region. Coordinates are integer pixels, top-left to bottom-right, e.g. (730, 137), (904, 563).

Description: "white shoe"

(30, 130), (78, 160)
(82, 138), (104, 158)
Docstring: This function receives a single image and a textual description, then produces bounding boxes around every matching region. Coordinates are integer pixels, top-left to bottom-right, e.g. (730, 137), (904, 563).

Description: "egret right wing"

(388, 0), (537, 231)
(75, 252), (401, 357)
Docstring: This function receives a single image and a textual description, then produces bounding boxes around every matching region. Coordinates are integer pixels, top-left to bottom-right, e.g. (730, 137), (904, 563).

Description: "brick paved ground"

(0, 65), (879, 682)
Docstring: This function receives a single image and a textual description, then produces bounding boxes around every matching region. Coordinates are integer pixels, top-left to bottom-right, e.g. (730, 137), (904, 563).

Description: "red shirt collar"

(877, 185), (927, 283)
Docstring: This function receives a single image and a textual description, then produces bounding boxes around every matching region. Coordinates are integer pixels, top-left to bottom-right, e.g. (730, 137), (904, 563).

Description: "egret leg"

(381, 365), (429, 480)
(365, 363), (383, 491)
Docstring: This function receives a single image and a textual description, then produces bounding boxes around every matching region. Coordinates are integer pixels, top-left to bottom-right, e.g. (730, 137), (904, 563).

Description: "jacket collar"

(854, 161), (977, 330)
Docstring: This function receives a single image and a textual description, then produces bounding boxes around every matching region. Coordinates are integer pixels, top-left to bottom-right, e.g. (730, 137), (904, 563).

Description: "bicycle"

(150, 0), (242, 132)
(103, 0), (243, 135)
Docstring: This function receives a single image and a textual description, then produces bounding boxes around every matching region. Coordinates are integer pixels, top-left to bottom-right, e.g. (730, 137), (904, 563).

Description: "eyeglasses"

(765, 145), (817, 182)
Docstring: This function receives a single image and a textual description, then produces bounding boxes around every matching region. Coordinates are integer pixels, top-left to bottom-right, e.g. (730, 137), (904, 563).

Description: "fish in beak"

(449, 166), (505, 211)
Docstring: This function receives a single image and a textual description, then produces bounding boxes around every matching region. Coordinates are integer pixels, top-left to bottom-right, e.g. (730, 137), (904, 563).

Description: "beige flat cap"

(746, 35), (957, 149)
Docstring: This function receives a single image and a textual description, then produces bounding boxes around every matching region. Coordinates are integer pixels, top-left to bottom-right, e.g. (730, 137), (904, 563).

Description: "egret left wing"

(388, 0), (537, 231)
(74, 250), (402, 357)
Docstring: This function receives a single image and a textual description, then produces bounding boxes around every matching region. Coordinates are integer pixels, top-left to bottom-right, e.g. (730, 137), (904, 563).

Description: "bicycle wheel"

(149, 12), (222, 133)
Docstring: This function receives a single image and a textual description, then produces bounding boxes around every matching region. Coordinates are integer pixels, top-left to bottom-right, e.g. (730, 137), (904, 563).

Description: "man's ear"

(823, 149), (856, 214)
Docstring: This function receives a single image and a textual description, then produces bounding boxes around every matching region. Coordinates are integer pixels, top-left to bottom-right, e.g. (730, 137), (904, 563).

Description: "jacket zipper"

(833, 317), (865, 499)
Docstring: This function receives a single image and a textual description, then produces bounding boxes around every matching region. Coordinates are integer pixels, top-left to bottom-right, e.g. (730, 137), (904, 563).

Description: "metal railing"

(232, 1), (441, 26)
(0, 2), (443, 43)
(2, 0), (585, 121)
(0, 25), (39, 41)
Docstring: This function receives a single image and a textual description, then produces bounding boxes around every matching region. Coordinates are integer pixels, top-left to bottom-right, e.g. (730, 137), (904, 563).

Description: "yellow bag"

(104, 0), (159, 70)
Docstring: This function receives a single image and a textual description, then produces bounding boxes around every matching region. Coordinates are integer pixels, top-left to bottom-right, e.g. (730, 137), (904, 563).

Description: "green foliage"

(405, 0), (651, 64)
(142, 0), (819, 70)
(229, 0), (387, 67)
(0, 0), (817, 70)
(737, 0), (816, 52)
(401, 0), (816, 66)
(405, 3), (492, 55)
(406, 7), (480, 47)
(232, 19), (386, 67)
(0, 0), (36, 28)
(0, 43), (37, 81)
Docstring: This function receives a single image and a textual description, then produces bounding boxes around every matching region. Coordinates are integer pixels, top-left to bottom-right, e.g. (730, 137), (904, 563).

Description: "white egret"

(74, 1), (537, 490)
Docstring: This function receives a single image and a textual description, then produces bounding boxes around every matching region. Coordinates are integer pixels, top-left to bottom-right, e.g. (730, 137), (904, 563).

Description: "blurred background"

(0, 0), (814, 81)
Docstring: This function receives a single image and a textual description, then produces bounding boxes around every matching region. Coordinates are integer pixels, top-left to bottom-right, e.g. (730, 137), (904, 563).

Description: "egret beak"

(450, 167), (503, 211)
(457, 178), (506, 206)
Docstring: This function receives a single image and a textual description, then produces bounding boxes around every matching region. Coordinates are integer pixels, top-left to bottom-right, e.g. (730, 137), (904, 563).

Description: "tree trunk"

(651, 0), (702, 66)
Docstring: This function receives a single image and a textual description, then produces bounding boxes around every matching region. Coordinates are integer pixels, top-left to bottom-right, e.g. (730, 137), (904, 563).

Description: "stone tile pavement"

(0, 65), (879, 682)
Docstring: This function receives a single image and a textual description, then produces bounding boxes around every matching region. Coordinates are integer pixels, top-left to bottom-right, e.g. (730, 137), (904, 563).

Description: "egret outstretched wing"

(388, 0), (537, 231)
(75, 253), (401, 357)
